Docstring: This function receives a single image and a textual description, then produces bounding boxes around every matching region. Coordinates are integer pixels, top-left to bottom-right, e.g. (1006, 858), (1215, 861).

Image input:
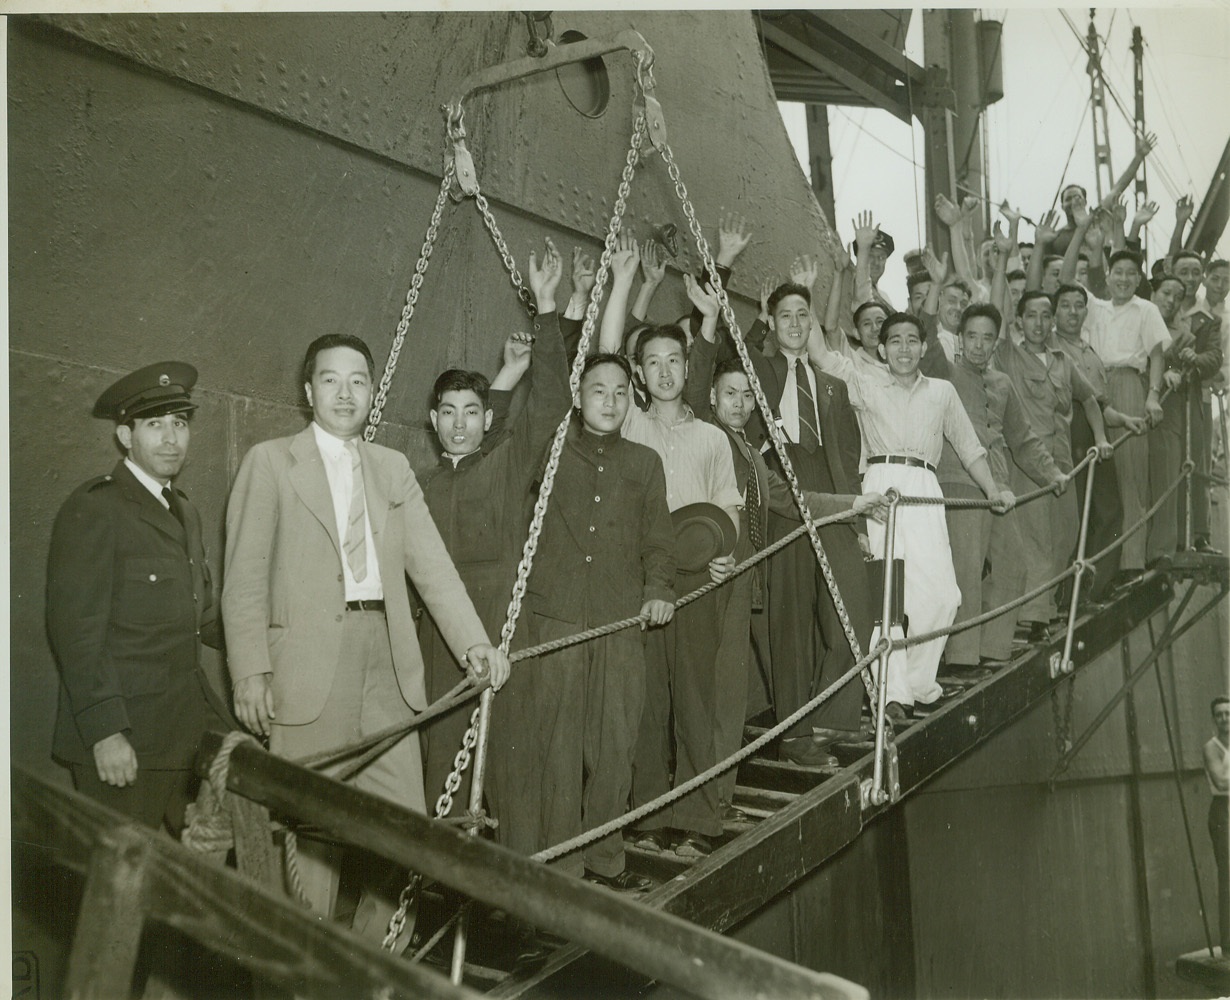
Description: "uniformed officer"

(47, 361), (231, 832)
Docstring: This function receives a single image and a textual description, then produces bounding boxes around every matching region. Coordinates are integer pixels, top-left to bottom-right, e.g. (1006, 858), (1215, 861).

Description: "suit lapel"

(358, 441), (388, 542)
(114, 462), (186, 545)
(288, 427), (342, 557)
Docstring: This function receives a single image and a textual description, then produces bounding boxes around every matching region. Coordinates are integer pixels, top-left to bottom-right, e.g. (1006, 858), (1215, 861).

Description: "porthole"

(554, 30), (610, 119)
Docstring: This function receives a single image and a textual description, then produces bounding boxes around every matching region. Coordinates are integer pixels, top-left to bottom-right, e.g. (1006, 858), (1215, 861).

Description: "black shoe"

(674, 832), (713, 858)
(583, 868), (654, 893)
(1025, 621), (1049, 644)
(627, 828), (672, 853)
(1194, 536), (1223, 555)
(943, 663), (993, 682)
(885, 701), (912, 726)
(721, 802), (750, 824)
(779, 737), (840, 768)
(978, 657), (1011, 670)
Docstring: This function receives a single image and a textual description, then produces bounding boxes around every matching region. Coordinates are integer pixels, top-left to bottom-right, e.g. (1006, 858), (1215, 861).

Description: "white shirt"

(1082, 295), (1171, 373)
(936, 327), (960, 363)
(312, 422), (383, 601)
(778, 347), (823, 448)
(124, 458), (171, 509)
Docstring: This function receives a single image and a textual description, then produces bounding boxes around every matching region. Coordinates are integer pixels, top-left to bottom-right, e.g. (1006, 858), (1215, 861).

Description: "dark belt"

(345, 599), (385, 612)
(867, 455), (936, 474)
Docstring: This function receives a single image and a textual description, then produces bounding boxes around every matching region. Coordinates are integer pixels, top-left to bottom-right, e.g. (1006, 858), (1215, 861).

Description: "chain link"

(474, 189), (538, 320)
(656, 143), (877, 704)
(365, 163), (456, 441)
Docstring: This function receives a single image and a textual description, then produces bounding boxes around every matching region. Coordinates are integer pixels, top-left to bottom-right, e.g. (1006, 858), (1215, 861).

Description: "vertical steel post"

(450, 687), (494, 984)
(1060, 453), (1099, 672)
(870, 495), (900, 806)
(1184, 383), (1194, 551)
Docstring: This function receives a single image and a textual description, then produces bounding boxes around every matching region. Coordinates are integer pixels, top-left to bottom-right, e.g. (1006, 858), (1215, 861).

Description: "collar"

(957, 355), (992, 378)
(438, 448), (482, 471)
(645, 402), (695, 426)
(779, 346), (809, 364)
(575, 423), (620, 453)
(124, 458), (171, 503)
(1183, 300), (1215, 321)
(311, 420), (359, 459)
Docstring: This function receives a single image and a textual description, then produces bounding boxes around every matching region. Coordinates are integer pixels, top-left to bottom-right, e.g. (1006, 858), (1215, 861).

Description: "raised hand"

(790, 253), (819, 290)
(961, 195), (980, 218)
(922, 245), (949, 283)
(935, 193), (962, 227)
(683, 273), (720, 318)
(1082, 219), (1105, 252)
(992, 220), (1014, 255)
(1131, 200), (1160, 229)
(639, 239), (666, 285)
(758, 274), (777, 322)
(503, 330), (535, 369)
(609, 231), (640, 284)
(853, 210), (879, 254)
(1072, 198), (1092, 228)
(831, 241), (854, 273)
(1108, 199), (1128, 230)
(528, 236), (563, 300)
(1034, 210), (1061, 246)
(1136, 131), (1157, 159)
(571, 246), (596, 297)
(716, 211), (753, 266)
(1176, 194), (1195, 224)
(998, 200), (1023, 227)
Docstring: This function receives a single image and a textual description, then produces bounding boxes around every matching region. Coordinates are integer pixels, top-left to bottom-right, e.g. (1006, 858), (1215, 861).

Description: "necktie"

(343, 440), (368, 582)
(744, 444), (763, 553)
(794, 358), (821, 453)
(161, 486), (186, 529)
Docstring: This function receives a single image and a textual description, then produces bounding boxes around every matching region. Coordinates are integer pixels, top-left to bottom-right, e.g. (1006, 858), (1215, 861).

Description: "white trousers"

(865, 464), (962, 707)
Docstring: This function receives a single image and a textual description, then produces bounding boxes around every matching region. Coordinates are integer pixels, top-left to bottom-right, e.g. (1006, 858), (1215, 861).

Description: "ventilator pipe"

(870, 491), (901, 807)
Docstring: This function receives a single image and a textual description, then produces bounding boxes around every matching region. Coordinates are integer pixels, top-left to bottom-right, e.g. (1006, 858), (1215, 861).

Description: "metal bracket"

(1049, 651), (1073, 679)
(860, 743), (901, 809)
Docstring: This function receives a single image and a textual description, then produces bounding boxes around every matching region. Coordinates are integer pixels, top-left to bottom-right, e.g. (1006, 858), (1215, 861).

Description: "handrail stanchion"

(869, 491), (900, 807)
(450, 687), (493, 984)
(1059, 451), (1099, 674)
(1183, 382), (1194, 552)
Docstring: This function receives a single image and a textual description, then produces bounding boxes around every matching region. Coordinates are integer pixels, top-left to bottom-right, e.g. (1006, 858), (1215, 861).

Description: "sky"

(777, 6), (1230, 303)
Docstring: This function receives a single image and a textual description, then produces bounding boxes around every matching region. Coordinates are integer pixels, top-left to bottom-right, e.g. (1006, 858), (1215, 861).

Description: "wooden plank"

(13, 768), (484, 1000)
(1176, 949), (1230, 992)
(62, 826), (150, 999)
(196, 738), (868, 1000)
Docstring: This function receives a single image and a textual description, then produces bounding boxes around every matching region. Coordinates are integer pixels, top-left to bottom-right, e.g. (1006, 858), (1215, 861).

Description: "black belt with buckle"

(345, 599), (386, 612)
(867, 455), (936, 474)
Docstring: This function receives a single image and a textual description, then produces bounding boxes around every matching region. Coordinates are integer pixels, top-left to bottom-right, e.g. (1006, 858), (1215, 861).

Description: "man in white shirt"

(1082, 249), (1171, 577)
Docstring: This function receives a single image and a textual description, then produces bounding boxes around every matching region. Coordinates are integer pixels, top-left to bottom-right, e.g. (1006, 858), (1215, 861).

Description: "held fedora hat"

(671, 502), (738, 574)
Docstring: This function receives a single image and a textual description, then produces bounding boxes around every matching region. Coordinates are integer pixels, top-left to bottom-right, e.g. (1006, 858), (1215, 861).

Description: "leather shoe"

(674, 832), (713, 858)
(628, 828), (672, 853)
(779, 737), (839, 768)
(1025, 621), (1049, 644)
(583, 868), (654, 893)
(885, 701), (911, 727)
(721, 803), (750, 824)
(1194, 536), (1223, 555)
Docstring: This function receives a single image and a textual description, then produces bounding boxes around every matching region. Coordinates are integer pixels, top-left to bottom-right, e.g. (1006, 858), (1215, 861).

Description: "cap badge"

(159, 374), (171, 386)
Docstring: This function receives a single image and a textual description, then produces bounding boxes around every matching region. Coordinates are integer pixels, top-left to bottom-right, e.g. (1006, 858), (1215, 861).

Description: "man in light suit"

(222, 333), (509, 944)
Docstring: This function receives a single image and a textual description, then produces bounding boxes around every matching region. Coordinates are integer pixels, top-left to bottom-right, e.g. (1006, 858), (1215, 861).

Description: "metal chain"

(365, 162), (456, 440)
(381, 873), (422, 952)
(385, 105), (648, 958)
(656, 143), (877, 703)
(475, 190), (538, 320)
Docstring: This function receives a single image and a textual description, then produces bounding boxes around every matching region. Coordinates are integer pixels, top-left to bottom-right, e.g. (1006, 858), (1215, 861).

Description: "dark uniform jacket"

(48, 461), (227, 769)
(417, 311), (571, 658)
(525, 423), (676, 630)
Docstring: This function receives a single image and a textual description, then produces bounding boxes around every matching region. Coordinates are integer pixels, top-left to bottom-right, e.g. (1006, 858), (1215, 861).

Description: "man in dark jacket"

(47, 362), (230, 832)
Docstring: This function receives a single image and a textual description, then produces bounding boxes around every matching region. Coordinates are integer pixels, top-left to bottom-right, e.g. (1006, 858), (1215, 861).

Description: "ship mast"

(1086, 9), (1115, 204)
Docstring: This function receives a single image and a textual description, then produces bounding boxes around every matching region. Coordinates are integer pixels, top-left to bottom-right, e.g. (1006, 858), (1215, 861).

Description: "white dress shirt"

(312, 422), (383, 601)
(1082, 295), (1171, 372)
(124, 458), (172, 508)
(778, 347), (823, 448)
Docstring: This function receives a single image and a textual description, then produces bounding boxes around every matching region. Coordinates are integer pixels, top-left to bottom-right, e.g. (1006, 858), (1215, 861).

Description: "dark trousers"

(71, 764), (198, 835)
(1212, 796), (1230, 951)
(485, 612), (586, 874)
(1070, 406), (1124, 600)
(632, 571), (731, 838)
(767, 518), (870, 738)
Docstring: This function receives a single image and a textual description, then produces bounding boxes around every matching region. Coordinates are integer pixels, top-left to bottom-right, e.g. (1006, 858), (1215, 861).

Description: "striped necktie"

(343, 440), (368, 582)
(795, 358), (821, 453)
